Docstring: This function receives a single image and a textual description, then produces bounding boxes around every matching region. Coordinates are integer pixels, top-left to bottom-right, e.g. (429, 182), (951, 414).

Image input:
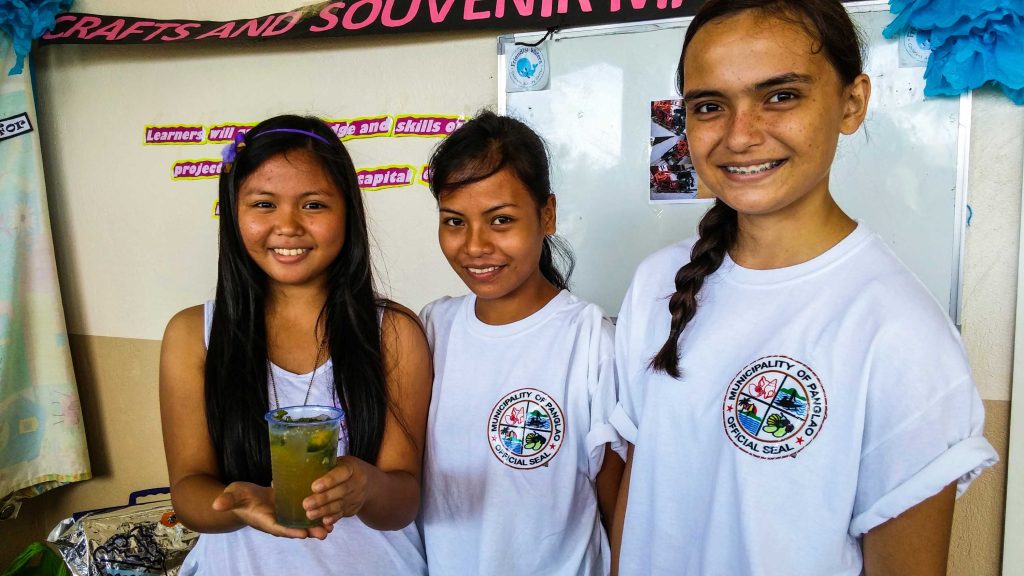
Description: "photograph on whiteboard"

(649, 99), (702, 203)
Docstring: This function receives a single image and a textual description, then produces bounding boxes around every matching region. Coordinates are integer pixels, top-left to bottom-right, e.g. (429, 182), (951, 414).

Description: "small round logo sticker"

(507, 45), (549, 91)
(722, 355), (827, 459)
(488, 388), (564, 469)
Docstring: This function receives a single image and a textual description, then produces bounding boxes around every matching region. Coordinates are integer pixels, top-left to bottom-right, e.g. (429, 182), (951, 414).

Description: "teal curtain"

(0, 31), (90, 520)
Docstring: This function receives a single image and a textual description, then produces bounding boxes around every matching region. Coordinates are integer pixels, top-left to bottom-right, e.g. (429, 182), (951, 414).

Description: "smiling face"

(437, 168), (558, 325)
(236, 149), (346, 291)
(681, 10), (869, 223)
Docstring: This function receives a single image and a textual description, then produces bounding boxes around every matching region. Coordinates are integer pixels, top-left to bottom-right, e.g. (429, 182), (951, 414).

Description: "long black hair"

(206, 114), (390, 484)
(427, 110), (574, 290)
(651, 0), (865, 377)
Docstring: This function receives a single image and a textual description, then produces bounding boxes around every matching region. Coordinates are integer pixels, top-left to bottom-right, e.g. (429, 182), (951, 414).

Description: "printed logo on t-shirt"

(488, 388), (565, 469)
(722, 355), (827, 459)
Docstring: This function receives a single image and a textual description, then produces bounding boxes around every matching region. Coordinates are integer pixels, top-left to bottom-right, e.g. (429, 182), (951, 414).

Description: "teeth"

(273, 248), (308, 256)
(468, 266), (500, 274)
(725, 160), (782, 175)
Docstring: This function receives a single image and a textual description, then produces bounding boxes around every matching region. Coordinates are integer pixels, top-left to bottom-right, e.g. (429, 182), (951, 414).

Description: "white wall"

(962, 88), (1024, 404)
(36, 0), (494, 340)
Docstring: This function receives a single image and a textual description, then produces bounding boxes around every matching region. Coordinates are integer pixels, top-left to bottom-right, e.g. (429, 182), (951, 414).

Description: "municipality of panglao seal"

(489, 388), (564, 469)
(722, 355), (827, 459)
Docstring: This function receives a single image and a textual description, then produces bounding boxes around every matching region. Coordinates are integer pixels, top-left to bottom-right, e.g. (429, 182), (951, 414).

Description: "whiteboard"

(501, 1), (969, 323)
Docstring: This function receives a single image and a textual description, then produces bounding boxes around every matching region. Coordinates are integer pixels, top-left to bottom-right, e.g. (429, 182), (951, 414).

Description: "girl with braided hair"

(609, 1), (995, 574)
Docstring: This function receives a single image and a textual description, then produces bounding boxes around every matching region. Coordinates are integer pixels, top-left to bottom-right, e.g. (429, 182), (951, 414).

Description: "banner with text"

(41, 0), (712, 46)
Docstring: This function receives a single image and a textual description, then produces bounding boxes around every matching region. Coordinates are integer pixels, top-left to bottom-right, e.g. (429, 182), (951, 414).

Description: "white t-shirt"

(612, 224), (997, 576)
(180, 301), (427, 576)
(419, 290), (624, 576)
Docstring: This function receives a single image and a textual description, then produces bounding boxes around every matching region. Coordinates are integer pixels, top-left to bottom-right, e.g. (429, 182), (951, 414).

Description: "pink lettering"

(231, 17), (274, 38)
(42, 14), (78, 40)
(509, 0), (535, 17)
(161, 23), (200, 41)
(309, 2), (346, 33)
(115, 20), (154, 41)
(86, 18), (124, 41)
(610, 0), (651, 10)
(541, 0), (553, 17)
(62, 16), (103, 40)
(196, 22), (235, 40)
(343, 0), (382, 30)
(143, 22), (180, 41)
(428, 0), (457, 23)
(382, 0), (420, 27)
(264, 12), (301, 36)
(464, 0), (490, 20)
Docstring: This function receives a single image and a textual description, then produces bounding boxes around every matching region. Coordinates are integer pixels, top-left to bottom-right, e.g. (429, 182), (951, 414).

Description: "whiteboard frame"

(497, 0), (971, 325)
(952, 93), (972, 327)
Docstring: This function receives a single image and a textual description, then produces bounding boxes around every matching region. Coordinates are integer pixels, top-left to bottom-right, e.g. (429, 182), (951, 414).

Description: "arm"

(862, 482), (956, 576)
(159, 306), (324, 538)
(596, 444), (626, 533)
(304, 305), (432, 530)
(609, 443), (634, 576)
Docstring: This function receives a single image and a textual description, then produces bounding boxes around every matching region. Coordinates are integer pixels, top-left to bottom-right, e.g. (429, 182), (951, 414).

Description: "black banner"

(39, 0), (712, 46)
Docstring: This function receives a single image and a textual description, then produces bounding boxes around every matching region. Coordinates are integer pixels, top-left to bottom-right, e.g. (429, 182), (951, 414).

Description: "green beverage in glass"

(265, 405), (344, 528)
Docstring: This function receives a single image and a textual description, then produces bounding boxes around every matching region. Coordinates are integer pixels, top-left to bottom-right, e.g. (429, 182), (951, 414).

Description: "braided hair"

(650, 0), (864, 377)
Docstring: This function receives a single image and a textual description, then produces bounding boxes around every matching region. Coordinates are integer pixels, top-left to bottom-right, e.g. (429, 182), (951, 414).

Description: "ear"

(839, 73), (871, 135)
(542, 195), (557, 236)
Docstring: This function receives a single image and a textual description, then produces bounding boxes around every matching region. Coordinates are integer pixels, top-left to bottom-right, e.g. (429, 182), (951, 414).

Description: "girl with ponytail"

(609, 1), (995, 574)
(418, 111), (625, 574)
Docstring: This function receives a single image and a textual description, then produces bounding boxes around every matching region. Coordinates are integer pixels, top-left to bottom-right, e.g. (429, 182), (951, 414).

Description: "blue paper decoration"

(0, 0), (74, 76)
(884, 0), (1023, 104)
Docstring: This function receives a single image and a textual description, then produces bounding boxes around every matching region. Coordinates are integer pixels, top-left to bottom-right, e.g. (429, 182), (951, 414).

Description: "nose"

(724, 104), (765, 152)
(464, 224), (493, 257)
(273, 206), (304, 236)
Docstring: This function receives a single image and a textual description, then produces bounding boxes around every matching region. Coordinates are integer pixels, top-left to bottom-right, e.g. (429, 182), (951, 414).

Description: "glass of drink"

(264, 405), (344, 528)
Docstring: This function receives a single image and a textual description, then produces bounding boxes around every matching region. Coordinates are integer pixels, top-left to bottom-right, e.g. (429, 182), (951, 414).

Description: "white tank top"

(180, 301), (427, 576)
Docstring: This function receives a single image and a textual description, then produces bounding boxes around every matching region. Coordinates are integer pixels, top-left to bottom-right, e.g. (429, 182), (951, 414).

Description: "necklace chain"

(269, 337), (327, 409)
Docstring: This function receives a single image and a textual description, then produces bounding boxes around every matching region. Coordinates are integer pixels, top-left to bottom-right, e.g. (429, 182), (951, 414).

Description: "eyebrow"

(439, 203), (517, 216)
(242, 189), (330, 198)
(683, 72), (814, 101)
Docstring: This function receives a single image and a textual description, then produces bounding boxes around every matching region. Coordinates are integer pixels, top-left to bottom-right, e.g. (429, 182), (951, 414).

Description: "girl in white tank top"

(159, 115), (431, 575)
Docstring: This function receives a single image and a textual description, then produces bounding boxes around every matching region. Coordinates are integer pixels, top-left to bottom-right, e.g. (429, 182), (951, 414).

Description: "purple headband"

(254, 128), (333, 146)
(221, 127), (333, 173)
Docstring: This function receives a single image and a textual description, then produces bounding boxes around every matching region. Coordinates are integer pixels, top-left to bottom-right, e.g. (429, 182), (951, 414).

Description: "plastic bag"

(1, 542), (70, 576)
(47, 489), (197, 576)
